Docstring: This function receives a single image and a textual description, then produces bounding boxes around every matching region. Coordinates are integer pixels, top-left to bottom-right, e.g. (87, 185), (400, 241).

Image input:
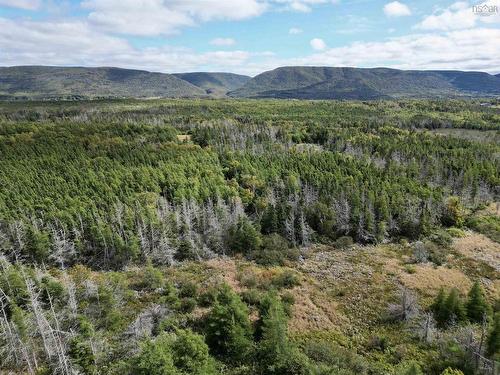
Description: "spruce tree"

(432, 289), (448, 327)
(486, 313), (500, 358)
(466, 281), (491, 323)
(444, 288), (466, 325)
(205, 284), (254, 364)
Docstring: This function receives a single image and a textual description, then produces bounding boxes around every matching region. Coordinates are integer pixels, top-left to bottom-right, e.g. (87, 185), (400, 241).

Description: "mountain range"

(229, 66), (500, 99)
(1, 65), (499, 100)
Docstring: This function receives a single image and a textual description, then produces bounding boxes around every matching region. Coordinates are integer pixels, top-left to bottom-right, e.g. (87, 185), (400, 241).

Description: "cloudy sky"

(0, 0), (499, 75)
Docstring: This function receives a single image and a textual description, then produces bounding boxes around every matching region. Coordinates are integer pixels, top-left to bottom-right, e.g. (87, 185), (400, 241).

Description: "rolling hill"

(0, 66), (206, 100)
(229, 66), (500, 99)
(173, 72), (250, 96)
(1, 65), (499, 100)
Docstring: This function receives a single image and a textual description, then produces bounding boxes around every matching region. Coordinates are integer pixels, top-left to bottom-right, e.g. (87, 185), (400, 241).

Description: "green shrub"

(135, 330), (216, 375)
(250, 233), (298, 266)
(171, 329), (217, 374)
(446, 227), (466, 238)
(303, 340), (368, 374)
(241, 289), (262, 306)
(272, 270), (300, 289)
(429, 230), (453, 247)
(441, 197), (466, 228)
(440, 368), (464, 375)
(198, 288), (218, 307)
(466, 215), (500, 243)
(41, 276), (66, 304)
(404, 264), (417, 274)
(179, 297), (197, 313)
(334, 236), (354, 249)
(179, 281), (198, 299)
(142, 260), (164, 291)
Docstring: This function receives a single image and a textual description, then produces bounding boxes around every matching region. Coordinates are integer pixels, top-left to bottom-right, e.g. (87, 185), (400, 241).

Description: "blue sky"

(0, 0), (499, 75)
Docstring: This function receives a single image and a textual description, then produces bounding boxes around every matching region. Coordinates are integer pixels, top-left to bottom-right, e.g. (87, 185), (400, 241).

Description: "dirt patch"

(204, 258), (242, 291)
(398, 264), (472, 297)
(454, 232), (500, 272)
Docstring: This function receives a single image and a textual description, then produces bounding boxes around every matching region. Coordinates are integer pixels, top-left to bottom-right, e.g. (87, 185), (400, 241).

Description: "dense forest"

(0, 99), (499, 374)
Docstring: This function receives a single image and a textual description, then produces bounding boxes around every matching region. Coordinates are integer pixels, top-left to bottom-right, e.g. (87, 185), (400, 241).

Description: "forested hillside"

(230, 67), (500, 99)
(2, 66), (499, 100)
(0, 99), (499, 374)
(0, 66), (206, 100)
(173, 72), (251, 96)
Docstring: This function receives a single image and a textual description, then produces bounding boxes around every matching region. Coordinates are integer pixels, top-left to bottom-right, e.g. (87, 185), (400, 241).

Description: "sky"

(0, 0), (499, 75)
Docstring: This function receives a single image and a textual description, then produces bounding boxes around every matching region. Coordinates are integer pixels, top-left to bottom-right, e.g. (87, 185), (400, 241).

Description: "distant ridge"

(0, 66), (205, 100)
(1, 65), (499, 100)
(173, 72), (250, 96)
(229, 66), (500, 99)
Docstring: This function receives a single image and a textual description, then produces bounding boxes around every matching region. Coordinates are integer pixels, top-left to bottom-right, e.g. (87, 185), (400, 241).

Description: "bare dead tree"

(387, 286), (419, 322)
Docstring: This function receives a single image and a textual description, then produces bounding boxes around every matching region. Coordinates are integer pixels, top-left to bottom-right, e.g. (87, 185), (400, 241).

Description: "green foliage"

(271, 270), (300, 289)
(400, 362), (423, 375)
(256, 292), (310, 374)
(465, 281), (491, 323)
(250, 234), (293, 266)
(0, 100), (498, 269)
(334, 236), (354, 249)
(432, 288), (466, 328)
(205, 284), (254, 364)
(487, 313), (500, 358)
(171, 329), (217, 375)
(135, 334), (178, 375)
(227, 217), (262, 255)
(441, 197), (466, 228)
(68, 337), (96, 375)
(467, 215), (500, 243)
(444, 289), (467, 325)
(142, 260), (164, 291)
(440, 368), (464, 375)
(24, 227), (51, 264)
(135, 330), (218, 374)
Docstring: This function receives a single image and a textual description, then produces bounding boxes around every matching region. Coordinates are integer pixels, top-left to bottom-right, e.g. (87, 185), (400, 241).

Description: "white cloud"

(210, 37), (236, 46)
(172, 0), (267, 22)
(289, 28), (500, 73)
(0, 0), (40, 9)
(415, 0), (500, 31)
(289, 27), (303, 34)
(1, 2), (499, 76)
(383, 1), (411, 17)
(273, 0), (329, 13)
(0, 17), (258, 73)
(82, 0), (267, 36)
(310, 38), (326, 50)
(82, 0), (193, 36)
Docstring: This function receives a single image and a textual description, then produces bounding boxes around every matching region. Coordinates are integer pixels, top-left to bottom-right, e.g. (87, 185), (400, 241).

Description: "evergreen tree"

(465, 281), (491, 323)
(227, 216), (262, 255)
(256, 292), (310, 374)
(432, 288), (448, 328)
(24, 226), (51, 263)
(486, 313), (500, 358)
(444, 288), (466, 325)
(171, 329), (217, 375)
(205, 284), (254, 364)
(135, 334), (178, 375)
